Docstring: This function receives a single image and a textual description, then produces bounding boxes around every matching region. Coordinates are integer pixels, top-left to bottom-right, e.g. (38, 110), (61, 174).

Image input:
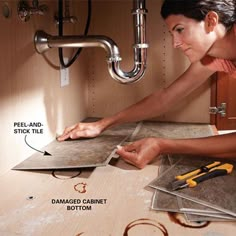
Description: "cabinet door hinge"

(209, 102), (227, 117)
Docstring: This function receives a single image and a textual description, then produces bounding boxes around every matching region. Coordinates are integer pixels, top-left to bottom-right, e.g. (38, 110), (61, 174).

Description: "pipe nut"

(133, 43), (149, 49)
(107, 55), (122, 62)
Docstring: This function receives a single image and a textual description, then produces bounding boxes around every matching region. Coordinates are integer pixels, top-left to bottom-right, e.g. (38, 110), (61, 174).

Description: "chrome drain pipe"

(34, 0), (148, 84)
(109, 0), (148, 83)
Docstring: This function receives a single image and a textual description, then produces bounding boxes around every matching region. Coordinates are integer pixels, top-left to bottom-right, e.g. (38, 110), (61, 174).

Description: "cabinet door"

(211, 72), (236, 130)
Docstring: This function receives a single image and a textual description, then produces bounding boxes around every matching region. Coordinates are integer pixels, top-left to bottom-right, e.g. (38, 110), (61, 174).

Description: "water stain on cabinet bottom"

(123, 218), (168, 236)
(168, 212), (210, 228)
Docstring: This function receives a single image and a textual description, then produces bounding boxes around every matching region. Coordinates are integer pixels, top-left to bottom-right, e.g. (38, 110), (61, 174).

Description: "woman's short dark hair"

(161, 0), (236, 29)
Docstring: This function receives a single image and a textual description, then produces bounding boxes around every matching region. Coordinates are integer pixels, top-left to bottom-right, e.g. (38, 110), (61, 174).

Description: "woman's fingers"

(57, 122), (102, 141)
(57, 124), (78, 141)
(116, 143), (144, 168)
(116, 138), (160, 169)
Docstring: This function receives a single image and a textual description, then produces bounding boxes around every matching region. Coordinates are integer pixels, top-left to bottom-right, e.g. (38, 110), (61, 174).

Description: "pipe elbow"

(95, 36), (122, 62)
(108, 54), (147, 84)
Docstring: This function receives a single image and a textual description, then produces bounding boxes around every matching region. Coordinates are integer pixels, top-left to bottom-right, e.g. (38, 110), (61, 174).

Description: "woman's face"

(165, 14), (216, 63)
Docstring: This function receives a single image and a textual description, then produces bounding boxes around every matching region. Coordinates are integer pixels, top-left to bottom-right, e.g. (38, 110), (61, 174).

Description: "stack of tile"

(149, 155), (236, 222)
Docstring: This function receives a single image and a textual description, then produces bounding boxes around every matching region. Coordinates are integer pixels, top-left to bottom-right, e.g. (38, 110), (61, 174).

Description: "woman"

(58, 0), (236, 168)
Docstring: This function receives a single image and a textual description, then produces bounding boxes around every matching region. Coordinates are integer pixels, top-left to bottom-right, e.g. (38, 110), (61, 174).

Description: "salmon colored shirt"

(201, 24), (236, 78)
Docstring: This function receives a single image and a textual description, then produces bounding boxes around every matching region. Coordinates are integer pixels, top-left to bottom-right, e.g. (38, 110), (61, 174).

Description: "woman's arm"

(161, 132), (236, 158)
(116, 132), (236, 169)
(106, 61), (215, 125)
(58, 61), (215, 141)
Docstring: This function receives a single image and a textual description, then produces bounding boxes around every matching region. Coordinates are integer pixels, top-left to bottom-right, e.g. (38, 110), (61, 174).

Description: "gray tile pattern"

(149, 155), (236, 218)
(13, 121), (137, 170)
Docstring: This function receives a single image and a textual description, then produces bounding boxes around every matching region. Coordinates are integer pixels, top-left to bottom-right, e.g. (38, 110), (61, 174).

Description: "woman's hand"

(116, 137), (162, 169)
(57, 121), (104, 141)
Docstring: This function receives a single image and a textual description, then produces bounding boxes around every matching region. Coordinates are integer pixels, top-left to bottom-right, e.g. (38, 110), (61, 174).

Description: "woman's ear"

(205, 11), (219, 32)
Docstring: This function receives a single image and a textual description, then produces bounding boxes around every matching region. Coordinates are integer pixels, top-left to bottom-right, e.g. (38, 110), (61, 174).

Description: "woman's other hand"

(116, 137), (162, 169)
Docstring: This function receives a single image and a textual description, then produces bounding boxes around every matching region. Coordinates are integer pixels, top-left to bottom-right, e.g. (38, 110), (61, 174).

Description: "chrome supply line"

(34, 0), (148, 84)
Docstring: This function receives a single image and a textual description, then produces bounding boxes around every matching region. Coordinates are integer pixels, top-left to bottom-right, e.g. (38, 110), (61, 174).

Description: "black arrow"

(24, 135), (52, 156)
